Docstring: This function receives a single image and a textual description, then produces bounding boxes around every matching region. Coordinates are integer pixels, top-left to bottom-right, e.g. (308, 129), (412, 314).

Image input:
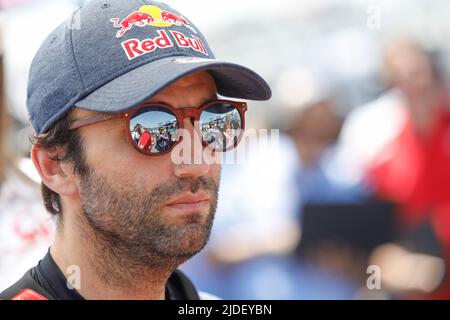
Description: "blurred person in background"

(0, 21), (53, 290)
(287, 102), (369, 204)
(364, 40), (450, 299)
(277, 68), (373, 205)
(281, 70), (375, 296)
(369, 40), (450, 227)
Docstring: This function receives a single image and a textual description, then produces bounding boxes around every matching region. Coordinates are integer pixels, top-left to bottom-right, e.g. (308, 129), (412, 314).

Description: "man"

(137, 127), (153, 151)
(0, 0), (270, 300)
(155, 128), (170, 152)
(131, 124), (142, 144)
(367, 41), (450, 298)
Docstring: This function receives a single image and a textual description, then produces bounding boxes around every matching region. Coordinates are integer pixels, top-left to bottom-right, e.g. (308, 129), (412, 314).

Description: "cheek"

(83, 125), (130, 170)
(82, 127), (174, 188)
(209, 164), (222, 184)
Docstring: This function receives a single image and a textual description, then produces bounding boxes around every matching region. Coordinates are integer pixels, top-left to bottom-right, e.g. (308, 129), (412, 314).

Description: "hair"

(32, 115), (88, 216)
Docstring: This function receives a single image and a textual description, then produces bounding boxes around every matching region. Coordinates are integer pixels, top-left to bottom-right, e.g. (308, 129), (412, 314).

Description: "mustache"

(148, 176), (219, 203)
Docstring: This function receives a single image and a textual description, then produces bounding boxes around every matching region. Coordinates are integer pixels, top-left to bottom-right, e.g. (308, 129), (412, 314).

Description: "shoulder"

(0, 269), (53, 300)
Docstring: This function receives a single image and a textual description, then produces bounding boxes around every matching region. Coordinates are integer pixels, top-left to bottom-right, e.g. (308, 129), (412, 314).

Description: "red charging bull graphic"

(160, 10), (189, 26)
(111, 5), (207, 59)
(111, 5), (197, 38)
(111, 11), (155, 38)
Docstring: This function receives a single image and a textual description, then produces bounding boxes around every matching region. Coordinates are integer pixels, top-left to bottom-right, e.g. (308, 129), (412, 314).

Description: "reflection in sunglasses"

(129, 103), (243, 155)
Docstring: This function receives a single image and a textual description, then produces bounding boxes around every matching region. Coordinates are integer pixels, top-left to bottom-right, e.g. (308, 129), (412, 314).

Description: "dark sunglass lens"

(129, 107), (178, 154)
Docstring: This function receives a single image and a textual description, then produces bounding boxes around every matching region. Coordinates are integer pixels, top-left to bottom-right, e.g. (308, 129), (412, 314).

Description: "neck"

(50, 211), (173, 300)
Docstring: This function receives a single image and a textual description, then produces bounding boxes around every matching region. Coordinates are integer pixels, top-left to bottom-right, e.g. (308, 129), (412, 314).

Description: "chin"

(172, 224), (211, 255)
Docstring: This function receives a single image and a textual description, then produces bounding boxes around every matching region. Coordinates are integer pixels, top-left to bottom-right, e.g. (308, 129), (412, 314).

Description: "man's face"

(70, 71), (221, 267)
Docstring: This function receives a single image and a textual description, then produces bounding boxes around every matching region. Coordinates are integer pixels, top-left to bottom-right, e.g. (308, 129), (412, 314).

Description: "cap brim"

(75, 56), (271, 113)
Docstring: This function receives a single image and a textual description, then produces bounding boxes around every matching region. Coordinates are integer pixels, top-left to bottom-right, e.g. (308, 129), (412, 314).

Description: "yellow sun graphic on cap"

(138, 5), (173, 27)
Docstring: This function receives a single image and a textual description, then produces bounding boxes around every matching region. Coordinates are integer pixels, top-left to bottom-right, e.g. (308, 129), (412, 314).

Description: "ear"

(31, 143), (79, 197)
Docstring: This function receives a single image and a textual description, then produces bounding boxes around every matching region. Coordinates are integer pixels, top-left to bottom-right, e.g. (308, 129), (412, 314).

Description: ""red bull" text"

(122, 29), (208, 60)
(170, 31), (208, 55)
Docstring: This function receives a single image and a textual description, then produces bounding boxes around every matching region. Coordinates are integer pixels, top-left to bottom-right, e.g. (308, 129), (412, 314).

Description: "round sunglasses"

(68, 99), (247, 156)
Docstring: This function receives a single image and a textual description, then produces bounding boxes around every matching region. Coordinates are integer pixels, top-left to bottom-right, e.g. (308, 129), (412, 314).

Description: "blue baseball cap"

(27, 0), (271, 135)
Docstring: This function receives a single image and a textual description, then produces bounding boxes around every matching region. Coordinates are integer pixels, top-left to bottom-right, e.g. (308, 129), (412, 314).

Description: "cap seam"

(68, 7), (87, 94)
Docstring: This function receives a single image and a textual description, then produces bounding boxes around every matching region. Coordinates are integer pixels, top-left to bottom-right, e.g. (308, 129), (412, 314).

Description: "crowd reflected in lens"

(200, 103), (242, 151)
(129, 103), (243, 154)
(130, 108), (178, 154)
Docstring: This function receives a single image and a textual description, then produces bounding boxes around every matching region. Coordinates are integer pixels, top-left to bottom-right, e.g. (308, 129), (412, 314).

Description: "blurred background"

(2, 0), (450, 299)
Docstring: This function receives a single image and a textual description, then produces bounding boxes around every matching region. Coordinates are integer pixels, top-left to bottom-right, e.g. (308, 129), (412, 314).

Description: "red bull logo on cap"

(110, 5), (196, 38)
(111, 5), (209, 60)
(121, 29), (208, 60)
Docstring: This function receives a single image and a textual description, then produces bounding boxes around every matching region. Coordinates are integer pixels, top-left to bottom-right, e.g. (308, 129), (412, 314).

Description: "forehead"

(71, 71), (217, 118)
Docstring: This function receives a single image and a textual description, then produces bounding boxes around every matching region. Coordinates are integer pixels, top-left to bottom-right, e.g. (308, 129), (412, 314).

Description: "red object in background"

(368, 108), (450, 298)
(369, 109), (450, 226)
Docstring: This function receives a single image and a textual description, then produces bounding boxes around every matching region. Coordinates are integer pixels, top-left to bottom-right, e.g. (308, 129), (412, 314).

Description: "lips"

(165, 193), (210, 211)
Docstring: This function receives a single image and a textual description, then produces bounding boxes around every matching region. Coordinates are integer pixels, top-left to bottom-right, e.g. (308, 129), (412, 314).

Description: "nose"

(172, 117), (211, 178)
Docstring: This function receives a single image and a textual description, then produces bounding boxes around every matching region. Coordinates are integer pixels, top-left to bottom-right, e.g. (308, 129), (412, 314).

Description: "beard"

(78, 167), (219, 274)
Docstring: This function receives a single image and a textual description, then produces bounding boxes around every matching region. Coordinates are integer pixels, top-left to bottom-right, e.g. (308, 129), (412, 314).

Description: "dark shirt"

(0, 251), (199, 300)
